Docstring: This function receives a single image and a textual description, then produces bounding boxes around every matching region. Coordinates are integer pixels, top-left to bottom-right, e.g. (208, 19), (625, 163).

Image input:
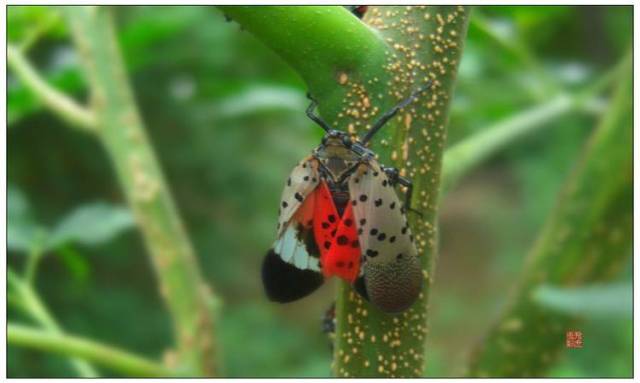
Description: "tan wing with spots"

(276, 157), (320, 238)
(262, 158), (323, 303)
(348, 159), (422, 313)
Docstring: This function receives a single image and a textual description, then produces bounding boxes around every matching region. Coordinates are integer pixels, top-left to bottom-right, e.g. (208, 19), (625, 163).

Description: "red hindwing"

(312, 181), (361, 282)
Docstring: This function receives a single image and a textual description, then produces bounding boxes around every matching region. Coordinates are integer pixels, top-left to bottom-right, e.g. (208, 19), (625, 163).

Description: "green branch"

(334, 7), (468, 377)
(218, 6), (394, 123)
(467, 53), (632, 377)
(7, 44), (97, 131)
(9, 323), (174, 377)
(8, 269), (99, 377)
(60, 7), (218, 376)
(226, 6), (469, 377)
(442, 93), (572, 192)
(441, 50), (629, 193)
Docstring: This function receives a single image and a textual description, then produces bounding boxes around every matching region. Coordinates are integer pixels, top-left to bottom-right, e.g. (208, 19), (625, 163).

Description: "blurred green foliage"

(7, 5), (631, 377)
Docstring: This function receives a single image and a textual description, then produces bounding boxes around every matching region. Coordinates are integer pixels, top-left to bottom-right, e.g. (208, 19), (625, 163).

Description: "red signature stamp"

(566, 330), (583, 348)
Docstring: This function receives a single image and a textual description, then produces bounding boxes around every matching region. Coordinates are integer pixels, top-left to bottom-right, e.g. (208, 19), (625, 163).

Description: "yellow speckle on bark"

(338, 72), (349, 85)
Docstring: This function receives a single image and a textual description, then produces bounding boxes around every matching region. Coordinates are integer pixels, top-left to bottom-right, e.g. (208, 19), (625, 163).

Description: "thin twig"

(441, 93), (573, 192)
(8, 323), (174, 377)
(62, 7), (218, 375)
(7, 44), (97, 131)
(8, 269), (99, 377)
(441, 52), (627, 193)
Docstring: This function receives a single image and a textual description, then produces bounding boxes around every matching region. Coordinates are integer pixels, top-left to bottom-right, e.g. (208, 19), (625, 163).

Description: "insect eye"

(321, 136), (328, 145)
(342, 135), (352, 147)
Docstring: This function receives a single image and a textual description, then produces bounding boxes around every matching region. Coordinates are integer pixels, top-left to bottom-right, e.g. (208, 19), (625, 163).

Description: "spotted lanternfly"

(261, 82), (432, 313)
(345, 5), (369, 19)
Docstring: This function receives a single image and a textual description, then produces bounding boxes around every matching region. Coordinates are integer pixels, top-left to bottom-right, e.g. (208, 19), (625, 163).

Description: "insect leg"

(321, 301), (336, 352)
(306, 93), (332, 133)
(397, 176), (424, 218)
(360, 80), (433, 145)
(382, 166), (424, 218)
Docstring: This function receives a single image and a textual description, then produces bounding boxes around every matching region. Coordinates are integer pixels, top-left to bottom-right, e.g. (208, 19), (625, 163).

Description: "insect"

(345, 5), (369, 19)
(261, 82), (432, 313)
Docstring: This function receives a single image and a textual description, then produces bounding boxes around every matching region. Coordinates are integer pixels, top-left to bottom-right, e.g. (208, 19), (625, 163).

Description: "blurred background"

(7, 5), (632, 377)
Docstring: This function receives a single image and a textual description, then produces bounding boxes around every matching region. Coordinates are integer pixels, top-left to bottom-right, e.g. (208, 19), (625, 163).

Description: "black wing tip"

(261, 249), (324, 303)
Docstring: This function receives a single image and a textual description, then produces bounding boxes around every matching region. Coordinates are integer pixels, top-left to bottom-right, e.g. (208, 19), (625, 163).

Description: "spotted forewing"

(276, 157), (320, 237)
(348, 159), (422, 313)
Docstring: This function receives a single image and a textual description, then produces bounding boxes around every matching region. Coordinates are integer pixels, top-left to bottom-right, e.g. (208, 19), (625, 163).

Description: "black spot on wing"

(301, 228), (320, 257)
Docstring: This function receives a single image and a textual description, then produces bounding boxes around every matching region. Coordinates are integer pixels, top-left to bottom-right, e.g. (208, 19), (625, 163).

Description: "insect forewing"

(276, 157), (320, 237)
(262, 157), (323, 303)
(348, 159), (422, 313)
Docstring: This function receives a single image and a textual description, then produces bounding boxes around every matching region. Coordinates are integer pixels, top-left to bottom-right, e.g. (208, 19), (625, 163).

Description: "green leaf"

(48, 202), (135, 248)
(208, 86), (306, 119)
(56, 245), (91, 282)
(7, 184), (47, 253)
(532, 282), (631, 319)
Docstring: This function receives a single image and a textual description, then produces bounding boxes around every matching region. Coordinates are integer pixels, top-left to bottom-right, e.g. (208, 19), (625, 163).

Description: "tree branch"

(218, 6), (394, 123)
(7, 44), (97, 131)
(441, 50), (629, 193)
(442, 94), (573, 192)
(225, 6), (469, 377)
(61, 6), (219, 375)
(8, 323), (174, 377)
(467, 53), (632, 377)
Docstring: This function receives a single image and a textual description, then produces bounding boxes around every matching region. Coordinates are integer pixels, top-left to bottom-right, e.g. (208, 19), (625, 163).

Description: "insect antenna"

(305, 93), (332, 133)
(360, 80), (433, 145)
